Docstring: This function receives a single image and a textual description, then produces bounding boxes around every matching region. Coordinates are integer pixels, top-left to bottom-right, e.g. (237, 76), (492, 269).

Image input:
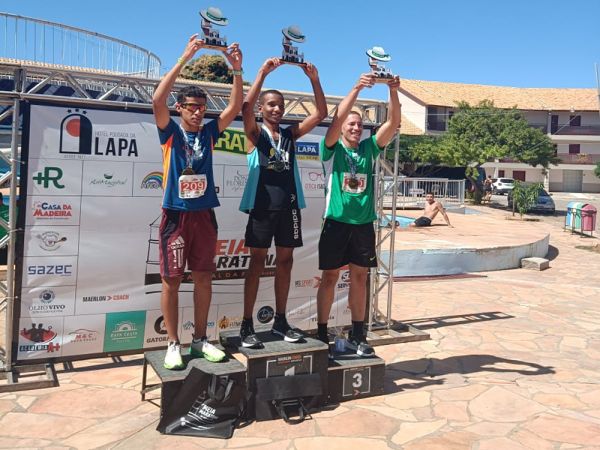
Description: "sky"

(2, 0), (600, 100)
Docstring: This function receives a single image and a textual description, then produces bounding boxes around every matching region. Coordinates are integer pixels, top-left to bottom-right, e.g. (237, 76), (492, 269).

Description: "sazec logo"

(257, 305), (274, 324)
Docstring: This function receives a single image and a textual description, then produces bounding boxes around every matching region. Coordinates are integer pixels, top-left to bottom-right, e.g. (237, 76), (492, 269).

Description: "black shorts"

(245, 209), (303, 248)
(318, 219), (376, 270)
(414, 216), (432, 227)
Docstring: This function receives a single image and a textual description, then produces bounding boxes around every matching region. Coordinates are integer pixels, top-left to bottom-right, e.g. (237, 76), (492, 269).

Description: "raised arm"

(324, 73), (374, 148)
(241, 58), (281, 150)
(152, 34), (204, 130)
(217, 43), (244, 133)
(375, 76), (402, 148)
(291, 63), (327, 140)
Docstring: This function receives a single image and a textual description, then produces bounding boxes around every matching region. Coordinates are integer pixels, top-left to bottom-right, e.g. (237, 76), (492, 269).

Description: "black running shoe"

(271, 319), (303, 342)
(346, 332), (375, 357)
(240, 322), (262, 348)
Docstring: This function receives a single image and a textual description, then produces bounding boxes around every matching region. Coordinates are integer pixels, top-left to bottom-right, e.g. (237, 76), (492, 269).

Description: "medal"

(181, 167), (195, 175)
(348, 177), (359, 189)
(272, 160), (286, 172)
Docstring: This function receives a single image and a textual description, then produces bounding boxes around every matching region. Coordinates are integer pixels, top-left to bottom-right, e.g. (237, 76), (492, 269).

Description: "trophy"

(366, 46), (394, 83)
(280, 25), (306, 66)
(199, 6), (229, 50)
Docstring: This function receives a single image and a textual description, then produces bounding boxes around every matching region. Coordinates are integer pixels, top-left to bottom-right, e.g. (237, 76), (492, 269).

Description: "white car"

(492, 178), (514, 195)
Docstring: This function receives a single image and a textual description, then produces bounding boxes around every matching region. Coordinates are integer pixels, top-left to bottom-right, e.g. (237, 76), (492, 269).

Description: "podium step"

(327, 351), (385, 403)
(141, 347), (246, 417)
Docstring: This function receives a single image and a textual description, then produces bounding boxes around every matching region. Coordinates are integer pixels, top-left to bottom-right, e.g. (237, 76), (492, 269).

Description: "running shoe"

(240, 321), (263, 348)
(271, 318), (303, 342)
(190, 337), (226, 362)
(346, 332), (375, 357)
(163, 341), (184, 370)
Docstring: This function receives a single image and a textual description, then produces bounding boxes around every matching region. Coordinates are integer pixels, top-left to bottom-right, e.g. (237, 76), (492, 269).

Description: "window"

(513, 171), (526, 181)
(569, 144), (581, 154)
(426, 106), (446, 131)
(553, 144), (558, 156)
(498, 170), (505, 177)
(551, 115), (558, 133)
(570, 115), (581, 127)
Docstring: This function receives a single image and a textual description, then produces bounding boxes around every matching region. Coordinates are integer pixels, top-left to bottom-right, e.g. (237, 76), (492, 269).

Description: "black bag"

(157, 367), (247, 439)
(254, 372), (324, 423)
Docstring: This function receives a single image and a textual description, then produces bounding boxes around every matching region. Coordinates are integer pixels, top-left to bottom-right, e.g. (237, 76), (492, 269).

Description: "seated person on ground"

(410, 192), (453, 228)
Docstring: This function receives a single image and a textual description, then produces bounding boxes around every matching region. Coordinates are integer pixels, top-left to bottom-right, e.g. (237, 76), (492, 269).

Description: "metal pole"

(386, 131), (400, 328)
(595, 63), (600, 121)
(4, 98), (21, 371)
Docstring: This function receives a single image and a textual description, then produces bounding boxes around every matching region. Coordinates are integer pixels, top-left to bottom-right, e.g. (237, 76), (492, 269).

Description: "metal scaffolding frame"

(0, 60), (413, 378)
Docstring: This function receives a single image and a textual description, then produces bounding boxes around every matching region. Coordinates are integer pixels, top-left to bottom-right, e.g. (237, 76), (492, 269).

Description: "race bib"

(342, 172), (367, 194)
(178, 174), (207, 199)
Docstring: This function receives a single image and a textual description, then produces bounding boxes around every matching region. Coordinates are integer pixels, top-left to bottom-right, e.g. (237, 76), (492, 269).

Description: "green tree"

(510, 181), (543, 219)
(595, 161), (600, 179)
(410, 100), (558, 202)
(180, 54), (233, 83)
(385, 134), (441, 176)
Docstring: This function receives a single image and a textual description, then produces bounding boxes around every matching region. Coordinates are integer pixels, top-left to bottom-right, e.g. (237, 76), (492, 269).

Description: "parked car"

(492, 178), (514, 195)
(507, 188), (555, 214)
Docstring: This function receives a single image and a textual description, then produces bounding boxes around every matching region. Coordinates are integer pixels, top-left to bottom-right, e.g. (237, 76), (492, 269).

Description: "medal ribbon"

(341, 142), (359, 179)
(262, 124), (287, 165)
(179, 124), (203, 170)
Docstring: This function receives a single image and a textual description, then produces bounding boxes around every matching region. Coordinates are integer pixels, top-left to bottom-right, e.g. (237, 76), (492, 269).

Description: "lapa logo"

(32, 202), (73, 219)
(36, 231), (67, 251)
(141, 171), (163, 189)
(33, 167), (64, 189)
(60, 109), (93, 155)
(296, 142), (319, 160)
(89, 173), (127, 187)
(257, 305), (274, 324)
(59, 108), (139, 159)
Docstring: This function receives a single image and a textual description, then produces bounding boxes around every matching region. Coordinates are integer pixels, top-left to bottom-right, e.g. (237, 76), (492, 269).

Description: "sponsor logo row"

(27, 162), (326, 200)
(17, 297), (350, 361)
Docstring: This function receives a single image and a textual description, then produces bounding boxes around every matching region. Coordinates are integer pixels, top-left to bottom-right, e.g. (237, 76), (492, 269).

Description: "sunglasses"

(180, 102), (207, 112)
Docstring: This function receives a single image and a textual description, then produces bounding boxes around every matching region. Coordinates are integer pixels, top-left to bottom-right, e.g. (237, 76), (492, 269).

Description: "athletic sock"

(317, 323), (328, 341)
(351, 321), (364, 339)
(274, 312), (286, 323)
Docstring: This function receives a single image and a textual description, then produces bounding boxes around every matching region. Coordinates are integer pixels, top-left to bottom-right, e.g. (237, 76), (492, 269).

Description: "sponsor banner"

(103, 311), (146, 352)
(17, 317), (63, 360)
(254, 303), (275, 326)
(26, 196), (81, 226)
(222, 165), (249, 198)
(215, 303), (244, 336)
(24, 226), (80, 257)
(17, 106), (352, 362)
(28, 105), (159, 163)
(62, 314), (105, 357)
(133, 163), (164, 197)
(295, 141), (319, 161)
(20, 286), (75, 318)
(180, 306), (218, 344)
(82, 160), (133, 197)
(287, 297), (312, 331)
(22, 256), (78, 288)
(143, 309), (170, 348)
(27, 159), (83, 196)
(301, 167), (326, 198)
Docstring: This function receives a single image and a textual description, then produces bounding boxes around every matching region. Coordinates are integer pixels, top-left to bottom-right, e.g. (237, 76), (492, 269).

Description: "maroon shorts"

(159, 208), (218, 277)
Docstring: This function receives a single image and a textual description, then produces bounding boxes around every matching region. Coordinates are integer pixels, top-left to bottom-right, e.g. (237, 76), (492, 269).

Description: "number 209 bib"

(178, 174), (207, 199)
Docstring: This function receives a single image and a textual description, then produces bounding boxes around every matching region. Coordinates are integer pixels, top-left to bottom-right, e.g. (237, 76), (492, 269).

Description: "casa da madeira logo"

(59, 108), (139, 158)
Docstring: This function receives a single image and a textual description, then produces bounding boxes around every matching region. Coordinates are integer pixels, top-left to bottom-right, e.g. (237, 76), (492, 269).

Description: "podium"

(327, 351), (385, 403)
(220, 329), (328, 421)
(141, 348), (246, 418)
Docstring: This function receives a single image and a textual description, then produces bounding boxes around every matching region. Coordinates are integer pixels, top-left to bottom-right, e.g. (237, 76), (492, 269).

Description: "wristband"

(232, 68), (244, 76)
(177, 57), (187, 66)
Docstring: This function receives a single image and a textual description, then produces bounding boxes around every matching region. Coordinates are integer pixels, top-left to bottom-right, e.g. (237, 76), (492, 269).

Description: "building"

(397, 79), (600, 193)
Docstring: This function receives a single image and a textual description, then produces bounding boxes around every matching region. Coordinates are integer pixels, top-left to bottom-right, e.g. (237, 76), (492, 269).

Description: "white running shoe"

(163, 341), (184, 370)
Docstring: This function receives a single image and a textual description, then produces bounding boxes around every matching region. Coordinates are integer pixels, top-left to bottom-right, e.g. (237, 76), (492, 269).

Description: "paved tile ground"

(1, 209), (600, 449)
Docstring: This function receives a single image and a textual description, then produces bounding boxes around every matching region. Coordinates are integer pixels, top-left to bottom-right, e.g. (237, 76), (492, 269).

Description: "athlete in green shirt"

(316, 73), (401, 357)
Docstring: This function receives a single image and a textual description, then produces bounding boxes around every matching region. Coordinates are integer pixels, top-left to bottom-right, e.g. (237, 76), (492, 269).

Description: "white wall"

(397, 91), (426, 132)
